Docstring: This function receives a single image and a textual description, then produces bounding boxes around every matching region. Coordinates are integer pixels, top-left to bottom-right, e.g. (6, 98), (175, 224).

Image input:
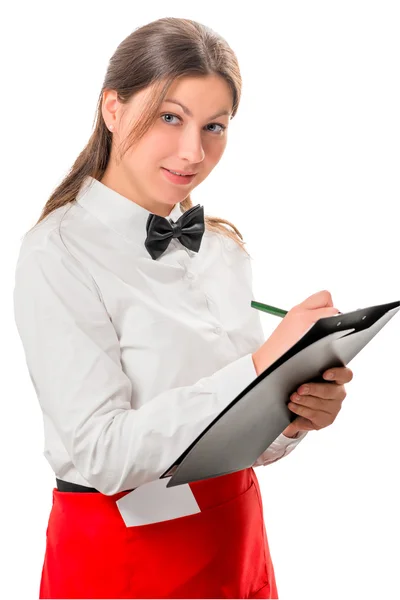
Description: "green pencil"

(251, 300), (287, 318)
(251, 300), (343, 318)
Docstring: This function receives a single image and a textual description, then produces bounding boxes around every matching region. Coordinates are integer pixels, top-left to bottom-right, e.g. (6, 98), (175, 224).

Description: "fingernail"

(325, 372), (334, 379)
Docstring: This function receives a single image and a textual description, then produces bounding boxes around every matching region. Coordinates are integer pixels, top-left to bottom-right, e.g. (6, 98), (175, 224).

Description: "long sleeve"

(13, 234), (260, 496)
(245, 256), (309, 467)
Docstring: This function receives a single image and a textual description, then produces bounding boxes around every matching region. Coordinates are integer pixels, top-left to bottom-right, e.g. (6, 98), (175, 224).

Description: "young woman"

(13, 17), (352, 599)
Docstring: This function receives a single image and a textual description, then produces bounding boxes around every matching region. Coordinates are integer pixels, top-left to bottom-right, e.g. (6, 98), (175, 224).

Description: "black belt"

(56, 478), (101, 492)
(56, 477), (135, 494)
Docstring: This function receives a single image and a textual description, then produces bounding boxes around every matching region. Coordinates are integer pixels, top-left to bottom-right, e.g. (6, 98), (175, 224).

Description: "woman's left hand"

(282, 366), (354, 438)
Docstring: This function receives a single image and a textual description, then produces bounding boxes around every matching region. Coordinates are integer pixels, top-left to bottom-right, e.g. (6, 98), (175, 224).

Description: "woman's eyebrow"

(164, 98), (230, 120)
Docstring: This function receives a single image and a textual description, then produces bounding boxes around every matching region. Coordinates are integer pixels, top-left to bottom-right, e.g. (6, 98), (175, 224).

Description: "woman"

(13, 17), (352, 599)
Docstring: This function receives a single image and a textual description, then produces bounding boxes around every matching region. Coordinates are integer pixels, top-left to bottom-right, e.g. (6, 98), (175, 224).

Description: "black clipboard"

(160, 300), (400, 487)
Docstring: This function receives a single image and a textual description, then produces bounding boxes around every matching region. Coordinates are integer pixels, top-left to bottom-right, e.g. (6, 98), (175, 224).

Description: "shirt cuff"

(252, 430), (309, 467)
(275, 430), (309, 444)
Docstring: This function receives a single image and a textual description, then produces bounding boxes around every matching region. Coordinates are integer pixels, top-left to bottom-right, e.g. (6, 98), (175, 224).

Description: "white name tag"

(116, 477), (201, 527)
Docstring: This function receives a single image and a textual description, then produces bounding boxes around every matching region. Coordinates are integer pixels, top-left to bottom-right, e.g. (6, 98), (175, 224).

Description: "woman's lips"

(161, 168), (196, 185)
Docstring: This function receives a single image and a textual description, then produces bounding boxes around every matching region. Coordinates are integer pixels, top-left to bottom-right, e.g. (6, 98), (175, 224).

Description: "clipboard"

(160, 300), (400, 488)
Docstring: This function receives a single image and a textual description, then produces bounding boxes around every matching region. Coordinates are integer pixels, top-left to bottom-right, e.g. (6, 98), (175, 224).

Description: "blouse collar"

(75, 176), (186, 246)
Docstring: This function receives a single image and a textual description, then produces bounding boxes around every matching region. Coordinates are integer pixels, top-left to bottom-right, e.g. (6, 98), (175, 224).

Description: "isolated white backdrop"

(2, 1), (399, 598)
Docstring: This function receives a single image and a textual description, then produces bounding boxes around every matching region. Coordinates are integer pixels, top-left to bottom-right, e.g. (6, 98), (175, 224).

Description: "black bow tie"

(144, 204), (205, 260)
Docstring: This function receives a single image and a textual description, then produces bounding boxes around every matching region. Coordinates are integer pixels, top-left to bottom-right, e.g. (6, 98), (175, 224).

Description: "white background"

(2, 1), (399, 598)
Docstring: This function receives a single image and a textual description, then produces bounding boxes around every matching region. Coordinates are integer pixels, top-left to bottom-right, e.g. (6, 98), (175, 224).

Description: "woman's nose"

(178, 132), (205, 164)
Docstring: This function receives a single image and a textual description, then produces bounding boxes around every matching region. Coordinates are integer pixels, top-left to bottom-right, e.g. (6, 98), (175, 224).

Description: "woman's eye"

(160, 113), (226, 134)
(161, 113), (180, 125)
(205, 123), (226, 134)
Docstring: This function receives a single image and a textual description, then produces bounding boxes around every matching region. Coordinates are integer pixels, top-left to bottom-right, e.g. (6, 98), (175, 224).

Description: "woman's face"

(101, 74), (233, 217)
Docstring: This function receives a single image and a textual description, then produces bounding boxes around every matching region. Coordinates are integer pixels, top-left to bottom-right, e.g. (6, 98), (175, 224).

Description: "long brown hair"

(29, 17), (249, 256)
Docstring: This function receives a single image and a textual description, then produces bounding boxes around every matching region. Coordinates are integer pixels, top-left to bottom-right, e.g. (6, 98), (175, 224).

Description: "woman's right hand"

(252, 290), (340, 376)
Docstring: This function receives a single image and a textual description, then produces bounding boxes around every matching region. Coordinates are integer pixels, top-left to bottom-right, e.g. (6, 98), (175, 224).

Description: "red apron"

(39, 467), (278, 599)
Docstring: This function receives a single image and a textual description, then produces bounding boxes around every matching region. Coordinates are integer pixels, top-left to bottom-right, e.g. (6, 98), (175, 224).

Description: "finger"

(289, 394), (334, 413)
(287, 402), (335, 429)
(296, 382), (342, 400)
(290, 416), (315, 431)
(323, 367), (353, 385)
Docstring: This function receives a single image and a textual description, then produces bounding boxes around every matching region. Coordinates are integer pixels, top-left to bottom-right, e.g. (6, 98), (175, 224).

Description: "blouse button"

(214, 326), (223, 335)
(186, 271), (194, 280)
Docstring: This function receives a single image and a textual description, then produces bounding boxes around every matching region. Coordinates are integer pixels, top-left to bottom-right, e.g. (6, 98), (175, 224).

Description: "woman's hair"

(29, 17), (249, 256)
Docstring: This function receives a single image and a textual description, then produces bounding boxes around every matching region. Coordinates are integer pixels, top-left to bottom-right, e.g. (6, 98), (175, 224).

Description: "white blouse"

(13, 176), (307, 495)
